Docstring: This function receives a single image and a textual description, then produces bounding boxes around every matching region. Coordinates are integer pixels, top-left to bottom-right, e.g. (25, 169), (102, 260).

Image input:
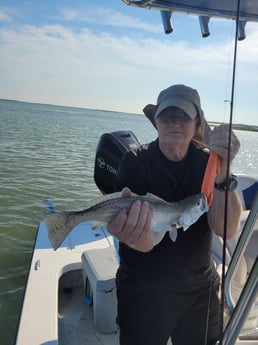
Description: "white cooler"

(81, 246), (119, 333)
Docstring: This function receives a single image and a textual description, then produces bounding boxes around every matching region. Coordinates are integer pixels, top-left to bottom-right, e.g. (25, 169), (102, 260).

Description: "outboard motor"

(94, 131), (141, 194)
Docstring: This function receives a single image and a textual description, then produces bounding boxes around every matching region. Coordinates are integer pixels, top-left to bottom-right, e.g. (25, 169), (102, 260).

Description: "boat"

(14, 129), (258, 345)
(15, 1), (258, 344)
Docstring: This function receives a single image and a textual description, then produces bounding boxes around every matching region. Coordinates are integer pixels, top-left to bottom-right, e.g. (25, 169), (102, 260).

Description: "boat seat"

(237, 175), (258, 210)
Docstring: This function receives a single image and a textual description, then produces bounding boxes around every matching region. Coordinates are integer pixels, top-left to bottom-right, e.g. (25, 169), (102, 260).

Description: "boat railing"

(225, 192), (258, 313)
(222, 256), (258, 345)
(222, 192), (258, 345)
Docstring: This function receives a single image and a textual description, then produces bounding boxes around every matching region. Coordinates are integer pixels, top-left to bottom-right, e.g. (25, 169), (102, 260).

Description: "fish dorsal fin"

(85, 191), (167, 210)
(144, 193), (169, 204)
(85, 192), (123, 208)
(85, 191), (138, 209)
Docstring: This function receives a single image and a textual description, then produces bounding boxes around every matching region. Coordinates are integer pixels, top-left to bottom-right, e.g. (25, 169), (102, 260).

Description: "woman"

(108, 84), (242, 345)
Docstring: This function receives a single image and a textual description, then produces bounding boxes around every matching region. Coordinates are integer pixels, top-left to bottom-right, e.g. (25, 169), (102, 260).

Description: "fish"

(44, 192), (209, 250)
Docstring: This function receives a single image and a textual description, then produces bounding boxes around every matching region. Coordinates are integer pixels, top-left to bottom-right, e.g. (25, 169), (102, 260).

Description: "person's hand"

(107, 187), (154, 252)
(208, 124), (240, 182)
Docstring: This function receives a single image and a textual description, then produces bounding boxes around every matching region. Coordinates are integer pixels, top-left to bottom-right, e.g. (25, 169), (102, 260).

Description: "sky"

(0, 0), (258, 125)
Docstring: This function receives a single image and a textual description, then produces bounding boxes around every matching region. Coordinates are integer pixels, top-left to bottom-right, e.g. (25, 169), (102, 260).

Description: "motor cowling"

(94, 131), (141, 194)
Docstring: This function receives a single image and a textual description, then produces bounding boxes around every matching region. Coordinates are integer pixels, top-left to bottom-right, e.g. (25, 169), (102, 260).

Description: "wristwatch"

(214, 175), (238, 192)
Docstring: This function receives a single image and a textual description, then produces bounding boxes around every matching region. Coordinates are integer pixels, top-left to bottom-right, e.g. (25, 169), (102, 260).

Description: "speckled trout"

(44, 192), (209, 250)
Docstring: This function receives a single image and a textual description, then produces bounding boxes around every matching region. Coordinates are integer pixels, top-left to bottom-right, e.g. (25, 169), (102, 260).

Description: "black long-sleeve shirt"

(115, 139), (219, 293)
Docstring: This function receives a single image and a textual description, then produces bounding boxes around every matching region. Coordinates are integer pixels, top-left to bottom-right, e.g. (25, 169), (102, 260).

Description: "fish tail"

(44, 212), (74, 250)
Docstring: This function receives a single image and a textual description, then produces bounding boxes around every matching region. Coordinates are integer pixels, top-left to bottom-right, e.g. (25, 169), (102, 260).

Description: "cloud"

(0, 9), (11, 22)
(59, 6), (161, 33)
(238, 29), (258, 63)
(0, 23), (231, 85)
(0, 17), (257, 123)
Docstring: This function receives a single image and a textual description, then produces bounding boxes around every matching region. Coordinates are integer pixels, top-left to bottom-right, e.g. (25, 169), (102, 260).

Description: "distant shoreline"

(1, 98), (257, 132)
(209, 121), (258, 132)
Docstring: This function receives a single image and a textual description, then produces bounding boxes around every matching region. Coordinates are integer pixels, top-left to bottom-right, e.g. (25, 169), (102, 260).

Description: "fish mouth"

(177, 194), (209, 231)
(200, 194), (209, 212)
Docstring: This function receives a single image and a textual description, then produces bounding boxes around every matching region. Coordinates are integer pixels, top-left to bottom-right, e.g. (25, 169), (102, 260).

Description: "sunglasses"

(158, 111), (192, 123)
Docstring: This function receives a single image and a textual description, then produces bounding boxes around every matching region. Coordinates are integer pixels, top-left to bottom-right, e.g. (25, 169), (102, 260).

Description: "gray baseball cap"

(154, 84), (199, 119)
(143, 84), (211, 146)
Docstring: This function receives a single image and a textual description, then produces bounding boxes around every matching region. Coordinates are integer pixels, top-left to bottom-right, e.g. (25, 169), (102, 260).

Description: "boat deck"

(58, 269), (119, 345)
(58, 268), (173, 345)
(15, 174), (258, 345)
(58, 268), (258, 345)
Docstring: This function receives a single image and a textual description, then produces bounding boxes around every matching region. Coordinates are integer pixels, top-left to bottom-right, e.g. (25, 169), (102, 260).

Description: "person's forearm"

(207, 189), (242, 239)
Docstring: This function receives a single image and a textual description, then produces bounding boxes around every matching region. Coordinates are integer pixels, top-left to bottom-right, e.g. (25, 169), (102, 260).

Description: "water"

(0, 99), (257, 345)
